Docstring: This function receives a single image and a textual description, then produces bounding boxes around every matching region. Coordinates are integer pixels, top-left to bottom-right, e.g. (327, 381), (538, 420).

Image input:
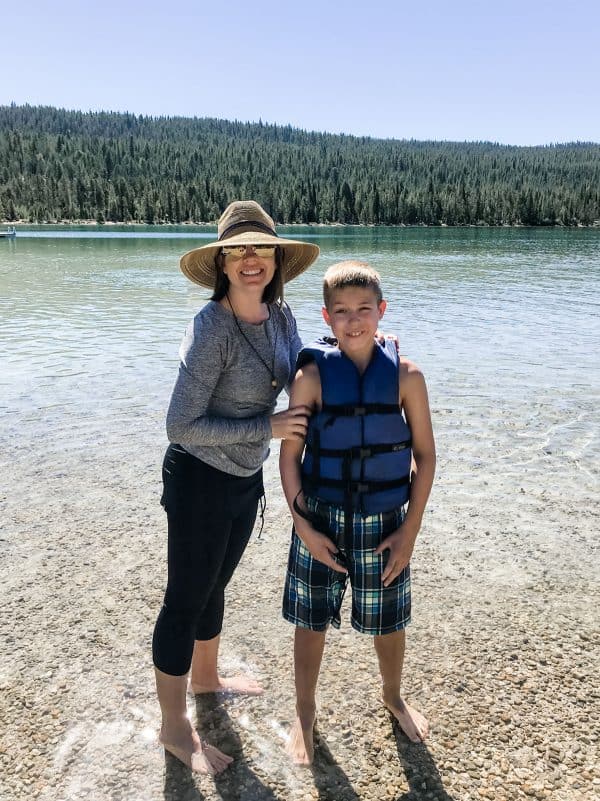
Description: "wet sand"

(1, 419), (598, 801)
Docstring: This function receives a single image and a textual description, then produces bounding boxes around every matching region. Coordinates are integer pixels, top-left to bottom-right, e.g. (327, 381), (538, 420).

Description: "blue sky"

(3, 0), (598, 145)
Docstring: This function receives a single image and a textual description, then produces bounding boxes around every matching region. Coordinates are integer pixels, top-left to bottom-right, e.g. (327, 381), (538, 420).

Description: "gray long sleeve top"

(166, 300), (302, 476)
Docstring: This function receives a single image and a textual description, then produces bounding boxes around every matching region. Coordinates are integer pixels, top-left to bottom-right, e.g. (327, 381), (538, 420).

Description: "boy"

(280, 261), (436, 765)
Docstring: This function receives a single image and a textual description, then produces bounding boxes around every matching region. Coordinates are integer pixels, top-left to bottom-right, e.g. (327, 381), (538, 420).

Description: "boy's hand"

(297, 527), (348, 574)
(375, 524), (418, 587)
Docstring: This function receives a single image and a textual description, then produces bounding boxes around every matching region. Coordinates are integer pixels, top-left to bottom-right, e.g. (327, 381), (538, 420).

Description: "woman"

(152, 200), (319, 773)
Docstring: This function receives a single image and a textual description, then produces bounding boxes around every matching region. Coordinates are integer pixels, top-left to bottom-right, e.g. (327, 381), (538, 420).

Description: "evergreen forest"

(1, 104), (599, 226)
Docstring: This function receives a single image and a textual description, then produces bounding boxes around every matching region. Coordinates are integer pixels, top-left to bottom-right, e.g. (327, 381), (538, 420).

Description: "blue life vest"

(299, 339), (412, 515)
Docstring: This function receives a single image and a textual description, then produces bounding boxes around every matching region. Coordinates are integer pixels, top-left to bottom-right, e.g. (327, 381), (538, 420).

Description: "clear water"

(1, 225), (599, 519)
(2, 225), (598, 800)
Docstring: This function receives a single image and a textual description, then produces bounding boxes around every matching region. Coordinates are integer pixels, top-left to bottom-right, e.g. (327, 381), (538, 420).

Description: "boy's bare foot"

(286, 711), (317, 766)
(190, 674), (263, 696)
(383, 695), (429, 742)
(159, 720), (233, 774)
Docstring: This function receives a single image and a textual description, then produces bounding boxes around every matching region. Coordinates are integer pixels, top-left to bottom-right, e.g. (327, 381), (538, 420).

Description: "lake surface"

(1, 225), (599, 522)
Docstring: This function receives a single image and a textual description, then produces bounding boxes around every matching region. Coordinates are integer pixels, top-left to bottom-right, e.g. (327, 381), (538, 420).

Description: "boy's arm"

(376, 359), (436, 586)
(279, 363), (348, 575)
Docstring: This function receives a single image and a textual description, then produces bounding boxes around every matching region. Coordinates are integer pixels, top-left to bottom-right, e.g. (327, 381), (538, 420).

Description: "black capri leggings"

(152, 445), (264, 676)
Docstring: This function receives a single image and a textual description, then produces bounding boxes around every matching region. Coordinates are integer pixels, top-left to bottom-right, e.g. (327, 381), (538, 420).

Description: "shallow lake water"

(1, 225), (598, 529)
(2, 224), (599, 800)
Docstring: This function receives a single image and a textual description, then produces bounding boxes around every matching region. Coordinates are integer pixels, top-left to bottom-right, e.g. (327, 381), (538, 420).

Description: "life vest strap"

(321, 402), (401, 417)
(312, 428), (321, 486)
(304, 474), (410, 493)
(305, 439), (411, 459)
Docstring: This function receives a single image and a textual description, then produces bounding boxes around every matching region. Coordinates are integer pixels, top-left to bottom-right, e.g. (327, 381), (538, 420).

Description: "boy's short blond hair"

(323, 260), (383, 308)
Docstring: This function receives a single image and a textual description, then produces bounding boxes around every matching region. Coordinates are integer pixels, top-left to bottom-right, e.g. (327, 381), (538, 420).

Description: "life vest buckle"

(359, 447), (372, 459)
(353, 406), (367, 416)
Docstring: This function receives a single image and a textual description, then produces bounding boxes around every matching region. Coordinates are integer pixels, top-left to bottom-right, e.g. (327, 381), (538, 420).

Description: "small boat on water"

(0, 226), (16, 238)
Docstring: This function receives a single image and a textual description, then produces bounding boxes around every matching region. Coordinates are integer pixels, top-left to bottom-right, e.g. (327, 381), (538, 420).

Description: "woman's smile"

(224, 254), (277, 291)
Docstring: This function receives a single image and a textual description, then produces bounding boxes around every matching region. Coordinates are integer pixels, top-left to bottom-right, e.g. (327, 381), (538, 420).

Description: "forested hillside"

(1, 104), (599, 225)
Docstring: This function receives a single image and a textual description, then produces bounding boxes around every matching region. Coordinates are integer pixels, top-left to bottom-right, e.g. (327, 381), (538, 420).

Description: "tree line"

(1, 104), (599, 226)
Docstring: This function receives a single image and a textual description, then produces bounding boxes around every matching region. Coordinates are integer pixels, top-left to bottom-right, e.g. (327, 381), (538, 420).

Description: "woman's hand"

(270, 405), (310, 440)
(375, 330), (399, 352)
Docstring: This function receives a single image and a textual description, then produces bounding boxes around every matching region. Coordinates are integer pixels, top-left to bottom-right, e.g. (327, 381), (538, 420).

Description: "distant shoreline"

(3, 219), (599, 229)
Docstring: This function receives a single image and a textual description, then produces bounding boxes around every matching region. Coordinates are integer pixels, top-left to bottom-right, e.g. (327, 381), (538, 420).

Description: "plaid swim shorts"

(282, 496), (411, 635)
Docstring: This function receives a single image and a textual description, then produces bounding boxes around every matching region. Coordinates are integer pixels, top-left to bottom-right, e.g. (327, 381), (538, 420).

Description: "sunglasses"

(221, 244), (277, 260)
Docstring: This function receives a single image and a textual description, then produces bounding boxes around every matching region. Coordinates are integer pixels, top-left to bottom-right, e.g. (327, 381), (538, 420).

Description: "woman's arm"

(166, 319), (271, 448)
(166, 365), (272, 447)
(166, 313), (311, 449)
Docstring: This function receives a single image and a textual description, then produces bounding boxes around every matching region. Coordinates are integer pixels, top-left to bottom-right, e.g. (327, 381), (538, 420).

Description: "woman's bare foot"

(286, 710), (317, 766)
(190, 674), (263, 696)
(159, 719), (233, 774)
(383, 695), (429, 742)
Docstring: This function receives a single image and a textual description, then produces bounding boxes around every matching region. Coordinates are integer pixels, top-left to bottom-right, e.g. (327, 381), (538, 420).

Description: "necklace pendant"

(271, 379), (278, 388)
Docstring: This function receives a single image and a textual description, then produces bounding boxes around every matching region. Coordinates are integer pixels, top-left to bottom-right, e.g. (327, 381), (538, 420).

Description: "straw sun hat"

(180, 200), (320, 288)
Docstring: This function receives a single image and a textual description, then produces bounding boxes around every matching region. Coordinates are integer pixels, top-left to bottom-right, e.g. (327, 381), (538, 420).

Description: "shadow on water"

(392, 723), (455, 801)
(162, 708), (455, 801)
(163, 750), (206, 801)
(310, 729), (361, 801)
(191, 692), (280, 801)
(163, 692), (279, 800)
